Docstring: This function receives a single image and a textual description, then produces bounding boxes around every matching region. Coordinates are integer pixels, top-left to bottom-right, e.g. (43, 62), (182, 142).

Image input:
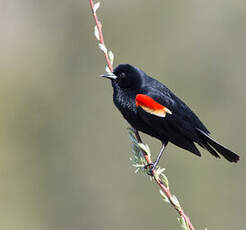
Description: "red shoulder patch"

(136, 94), (164, 110)
(136, 94), (172, 117)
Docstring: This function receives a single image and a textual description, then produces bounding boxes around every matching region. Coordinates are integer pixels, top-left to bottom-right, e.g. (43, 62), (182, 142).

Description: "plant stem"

(133, 129), (195, 230)
(89, 0), (113, 72)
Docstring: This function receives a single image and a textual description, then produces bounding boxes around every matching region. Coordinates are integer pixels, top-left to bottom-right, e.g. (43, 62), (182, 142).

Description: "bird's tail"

(196, 128), (240, 163)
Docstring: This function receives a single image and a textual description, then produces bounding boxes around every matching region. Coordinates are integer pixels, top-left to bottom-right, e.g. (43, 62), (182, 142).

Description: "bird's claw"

(144, 163), (153, 169)
(144, 163), (155, 176)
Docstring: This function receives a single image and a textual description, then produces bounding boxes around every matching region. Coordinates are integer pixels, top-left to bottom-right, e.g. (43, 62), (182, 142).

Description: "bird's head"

(101, 64), (145, 90)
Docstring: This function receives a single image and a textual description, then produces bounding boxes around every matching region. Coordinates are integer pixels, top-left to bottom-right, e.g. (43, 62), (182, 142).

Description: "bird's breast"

(112, 86), (166, 140)
(113, 88), (139, 124)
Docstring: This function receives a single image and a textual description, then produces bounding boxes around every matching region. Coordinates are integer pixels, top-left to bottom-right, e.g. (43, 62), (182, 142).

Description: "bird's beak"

(100, 72), (117, 80)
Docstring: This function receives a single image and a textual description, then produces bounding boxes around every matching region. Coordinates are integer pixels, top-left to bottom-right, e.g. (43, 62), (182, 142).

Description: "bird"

(101, 64), (239, 171)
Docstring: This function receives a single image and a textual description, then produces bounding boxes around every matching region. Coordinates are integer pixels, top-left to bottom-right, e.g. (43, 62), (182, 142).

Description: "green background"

(0, 0), (245, 229)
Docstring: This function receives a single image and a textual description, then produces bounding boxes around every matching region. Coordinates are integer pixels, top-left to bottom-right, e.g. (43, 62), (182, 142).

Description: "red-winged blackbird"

(101, 64), (239, 169)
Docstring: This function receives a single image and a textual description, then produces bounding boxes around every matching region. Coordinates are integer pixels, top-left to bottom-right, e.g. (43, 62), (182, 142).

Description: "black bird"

(101, 64), (239, 169)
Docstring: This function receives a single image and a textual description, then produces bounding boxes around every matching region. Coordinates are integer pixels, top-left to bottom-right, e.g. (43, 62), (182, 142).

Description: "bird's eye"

(120, 72), (126, 78)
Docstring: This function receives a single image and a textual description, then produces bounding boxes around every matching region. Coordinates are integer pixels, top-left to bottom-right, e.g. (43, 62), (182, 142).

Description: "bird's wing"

(136, 87), (176, 119)
(136, 86), (208, 141)
(135, 94), (173, 118)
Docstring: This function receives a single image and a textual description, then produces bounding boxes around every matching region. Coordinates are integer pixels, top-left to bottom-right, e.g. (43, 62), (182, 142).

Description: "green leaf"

(138, 143), (150, 155)
(94, 25), (100, 40)
(98, 43), (107, 53)
(105, 65), (111, 73)
(93, 2), (100, 13)
(108, 50), (114, 65)
(171, 195), (181, 209)
(177, 216), (189, 230)
(159, 189), (170, 203)
(160, 172), (169, 188)
(128, 131), (138, 145)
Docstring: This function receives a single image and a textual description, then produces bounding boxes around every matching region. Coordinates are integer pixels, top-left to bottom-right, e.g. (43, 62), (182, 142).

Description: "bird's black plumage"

(102, 64), (239, 163)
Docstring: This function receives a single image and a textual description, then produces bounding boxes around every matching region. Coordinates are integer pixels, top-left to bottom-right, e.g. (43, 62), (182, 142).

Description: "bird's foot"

(144, 163), (153, 169)
(144, 162), (157, 176)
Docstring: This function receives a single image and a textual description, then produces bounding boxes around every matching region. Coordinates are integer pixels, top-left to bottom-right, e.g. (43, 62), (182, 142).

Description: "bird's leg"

(132, 128), (154, 171)
(152, 142), (167, 170)
(144, 141), (167, 175)
(131, 127), (143, 143)
(132, 128), (167, 175)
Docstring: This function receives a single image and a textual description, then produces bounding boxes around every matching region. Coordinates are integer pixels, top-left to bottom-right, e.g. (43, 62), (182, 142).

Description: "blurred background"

(0, 0), (245, 229)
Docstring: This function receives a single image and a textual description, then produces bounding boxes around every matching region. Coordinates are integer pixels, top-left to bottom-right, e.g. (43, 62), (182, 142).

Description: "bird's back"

(143, 74), (209, 134)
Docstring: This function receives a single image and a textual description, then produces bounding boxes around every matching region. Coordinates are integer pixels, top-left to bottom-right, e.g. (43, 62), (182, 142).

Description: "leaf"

(98, 43), (107, 53)
(138, 143), (150, 155)
(154, 167), (163, 180)
(159, 189), (170, 203)
(160, 172), (169, 188)
(105, 65), (111, 73)
(157, 167), (165, 175)
(93, 2), (100, 13)
(94, 26), (100, 41)
(177, 216), (189, 230)
(128, 131), (138, 145)
(108, 50), (114, 65)
(127, 127), (134, 132)
(171, 195), (181, 209)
